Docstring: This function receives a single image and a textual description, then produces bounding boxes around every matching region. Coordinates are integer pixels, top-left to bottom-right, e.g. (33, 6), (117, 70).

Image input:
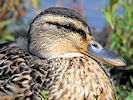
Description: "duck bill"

(79, 40), (126, 67)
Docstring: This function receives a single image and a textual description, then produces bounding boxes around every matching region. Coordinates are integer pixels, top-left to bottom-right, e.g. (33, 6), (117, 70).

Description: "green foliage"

(116, 84), (133, 100)
(0, 0), (40, 43)
(42, 90), (47, 100)
(100, 0), (133, 99)
(93, 94), (99, 100)
(100, 0), (133, 67)
(125, 91), (133, 100)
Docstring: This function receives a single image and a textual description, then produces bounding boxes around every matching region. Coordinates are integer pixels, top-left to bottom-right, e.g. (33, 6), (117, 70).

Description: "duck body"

(0, 42), (115, 100)
(44, 56), (116, 100)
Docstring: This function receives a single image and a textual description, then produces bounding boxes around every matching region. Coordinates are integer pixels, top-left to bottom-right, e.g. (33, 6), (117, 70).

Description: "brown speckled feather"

(0, 43), (116, 100)
(43, 57), (116, 100)
(0, 44), (42, 100)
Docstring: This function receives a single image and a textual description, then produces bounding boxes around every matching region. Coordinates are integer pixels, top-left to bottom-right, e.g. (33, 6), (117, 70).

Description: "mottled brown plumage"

(0, 7), (126, 100)
(0, 46), (115, 100)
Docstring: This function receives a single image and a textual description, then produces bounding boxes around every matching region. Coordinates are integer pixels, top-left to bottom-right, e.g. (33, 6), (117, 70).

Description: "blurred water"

(84, 0), (107, 31)
(39, 0), (107, 31)
(24, 0), (108, 31)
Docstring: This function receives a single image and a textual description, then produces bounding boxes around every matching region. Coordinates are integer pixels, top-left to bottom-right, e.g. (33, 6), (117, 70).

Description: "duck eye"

(65, 23), (72, 29)
(66, 23), (70, 27)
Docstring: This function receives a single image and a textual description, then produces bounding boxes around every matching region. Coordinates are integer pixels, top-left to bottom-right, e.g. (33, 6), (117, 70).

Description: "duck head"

(28, 7), (126, 67)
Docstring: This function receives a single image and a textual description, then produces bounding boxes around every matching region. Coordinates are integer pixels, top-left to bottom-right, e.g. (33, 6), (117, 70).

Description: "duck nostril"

(92, 43), (99, 48)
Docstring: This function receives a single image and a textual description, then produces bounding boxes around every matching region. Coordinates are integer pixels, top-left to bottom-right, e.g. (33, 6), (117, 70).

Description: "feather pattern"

(0, 40), (116, 99)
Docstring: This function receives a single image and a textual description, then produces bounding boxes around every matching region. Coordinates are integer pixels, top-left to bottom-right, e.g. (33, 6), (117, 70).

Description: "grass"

(42, 90), (47, 100)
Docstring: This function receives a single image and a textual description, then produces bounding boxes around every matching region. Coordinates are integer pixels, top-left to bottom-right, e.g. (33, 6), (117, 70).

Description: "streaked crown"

(28, 7), (91, 58)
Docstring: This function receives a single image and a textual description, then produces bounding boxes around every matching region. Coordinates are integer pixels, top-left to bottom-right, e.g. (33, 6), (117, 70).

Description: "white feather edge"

(48, 53), (84, 60)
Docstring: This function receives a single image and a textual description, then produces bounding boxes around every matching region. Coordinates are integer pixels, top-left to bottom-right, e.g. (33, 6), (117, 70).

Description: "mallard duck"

(0, 7), (126, 100)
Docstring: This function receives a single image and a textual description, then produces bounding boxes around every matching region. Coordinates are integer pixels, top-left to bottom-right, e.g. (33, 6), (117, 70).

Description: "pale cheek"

(78, 38), (86, 48)
(69, 34), (85, 48)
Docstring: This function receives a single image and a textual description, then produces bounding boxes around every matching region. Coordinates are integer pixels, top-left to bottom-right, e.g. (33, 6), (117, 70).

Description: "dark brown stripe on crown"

(46, 21), (87, 40)
(37, 7), (88, 27)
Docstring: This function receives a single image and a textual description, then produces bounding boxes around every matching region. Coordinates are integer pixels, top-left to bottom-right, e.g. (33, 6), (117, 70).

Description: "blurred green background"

(0, 0), (133, 99)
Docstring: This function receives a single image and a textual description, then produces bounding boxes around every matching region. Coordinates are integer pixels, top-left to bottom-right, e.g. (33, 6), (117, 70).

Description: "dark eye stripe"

(46, 21), (87, 40)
